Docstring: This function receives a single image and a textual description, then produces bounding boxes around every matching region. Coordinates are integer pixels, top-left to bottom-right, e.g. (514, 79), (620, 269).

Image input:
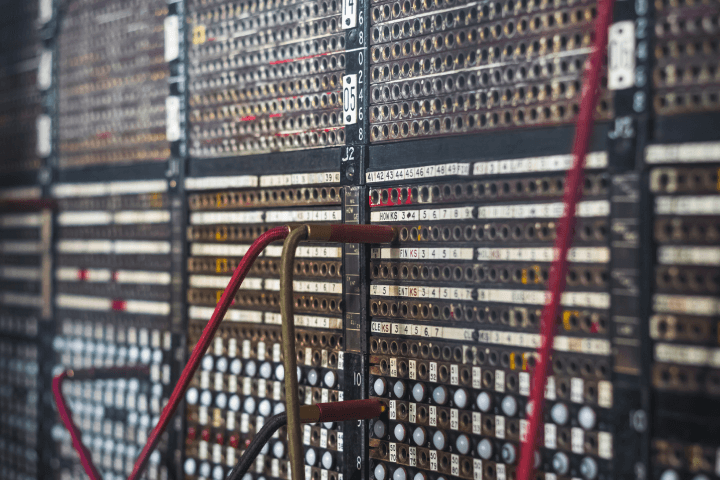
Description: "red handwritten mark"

(111, 300), (126, 311)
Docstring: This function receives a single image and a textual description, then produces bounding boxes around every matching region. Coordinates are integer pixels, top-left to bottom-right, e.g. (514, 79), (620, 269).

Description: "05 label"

(343, 74), (358, 125)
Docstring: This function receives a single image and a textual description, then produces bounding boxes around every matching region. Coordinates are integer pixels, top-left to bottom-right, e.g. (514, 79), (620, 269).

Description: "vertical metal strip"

(606, 0), (654, 474)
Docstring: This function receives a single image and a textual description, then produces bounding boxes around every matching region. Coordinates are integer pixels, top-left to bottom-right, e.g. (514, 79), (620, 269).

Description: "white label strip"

(36, 115), (51, 157)
(188, 306), (264, 323)
(263, 246), (342, 258)
(0, 186), (42, 200)
(57, 240), (171, 255)
(370, 206), (474, 223)
(185, 176), (259, 191)
(477, 329), (611, 355)
(476, 247), (610, 263)
(371, 321), (474, 341)
(370, 284), (473, 300)
(655, 343), (720, 368)
(366, 163), (471, 183)
(653, 294), (720, 316)
(189, 275), (264, 290)
(0, 213), (42, 228)
(190, 244), (342, 258)
(115, 271), (172, 285)
(0, 213), (43, 231)
(124, 300), (171, 315)
(114, 210), (171, 224)
(607, 21), (636, 90)
(56, 268), (111, 282)
(659, 246), (720, 266)
(259, 172), (340, 187)
(342, 74), (358, 125)
(646, 142), (720, 164)
(56, 295), (112, 311)
(39, 0), (53, 23)
(477, 200), (610, 220)
(190, 244), (252, 257)
(0, 291), (42, 307)
(0, 266), (41, 281)
(265, 209), (342, 223)
(52, 180), (168, 198)
(371, 247), (474, 261)
(55, 294), (170, 315)
(473, 152), (607, 176)
(476, 288), (611, 309)
(166, 95), (181, 142)
(164, 15), (180, 62)
(656, 196), (720, 215)
(264, 279), (342, 294)
(341, 0), (357, 29)
(189, 211), (265, 225)
(57, 210), (170, 226)
(265, 313), (342, 329)
(0, 241), (41, 254)
(57, 211), (112, 225)
(56, 268), (171, 285)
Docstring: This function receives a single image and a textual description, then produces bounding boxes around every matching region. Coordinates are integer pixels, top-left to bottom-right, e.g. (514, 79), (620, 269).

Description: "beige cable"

(280, 225), (309, 480)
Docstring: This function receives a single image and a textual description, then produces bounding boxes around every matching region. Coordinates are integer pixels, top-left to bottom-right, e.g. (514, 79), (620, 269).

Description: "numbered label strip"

(656, 196), (720, 215)
(366, 163), (471, 183)
(658, 246), (720, 266)
(365, 154), (607, 184)
(476, 288), (610, 309)
(646, 142), (720, 164)
(371, 206), (474, 222)
(478, 330), (611, 355)
(655, 343), (720, 367)
(371, 247), (474, 260)
(370, 284), (474, 300)
(476, 247), (610, 263)
(653, 294), (720, 316)
(190, 244), (342, 259)
(371, 321), (474, 341)
(53, 180), (168, 197)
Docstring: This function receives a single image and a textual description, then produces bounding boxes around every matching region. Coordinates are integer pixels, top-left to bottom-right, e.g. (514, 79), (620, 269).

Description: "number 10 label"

(343, 74), (358, 125)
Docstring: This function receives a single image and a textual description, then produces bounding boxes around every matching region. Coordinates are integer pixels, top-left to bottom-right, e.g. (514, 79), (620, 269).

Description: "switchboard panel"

(56, 0), (171, 168)
(48, 177), (180, 480)
(0, 0), (719, 480)
(183, 161), (347, 479)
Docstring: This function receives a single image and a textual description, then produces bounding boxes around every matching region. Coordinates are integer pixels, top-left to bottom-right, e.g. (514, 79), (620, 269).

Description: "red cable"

(52, 372), (103, 480)
(128, 225), (290, 480)
(516, 1), (615, 479)
(52, 366), (151, 480)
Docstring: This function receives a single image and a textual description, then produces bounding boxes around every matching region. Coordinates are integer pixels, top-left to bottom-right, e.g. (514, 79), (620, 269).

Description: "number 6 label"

(343, 74), (358, 125)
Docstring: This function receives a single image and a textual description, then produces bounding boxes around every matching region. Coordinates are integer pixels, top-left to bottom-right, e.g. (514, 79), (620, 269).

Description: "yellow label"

(212, 408), (224, 428)
(193, 25), (206, 45)
(216, 258), (228, 274)
(149, 192), (163, 208)
(215, 226), (228, 241)
(563, 310), (580, 331)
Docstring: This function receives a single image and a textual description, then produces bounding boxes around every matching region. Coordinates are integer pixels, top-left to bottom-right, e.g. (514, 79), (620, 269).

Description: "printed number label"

(343, 74), (358, 125)
(342, 0), (357, 29)
(608, 21), (636, 90)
